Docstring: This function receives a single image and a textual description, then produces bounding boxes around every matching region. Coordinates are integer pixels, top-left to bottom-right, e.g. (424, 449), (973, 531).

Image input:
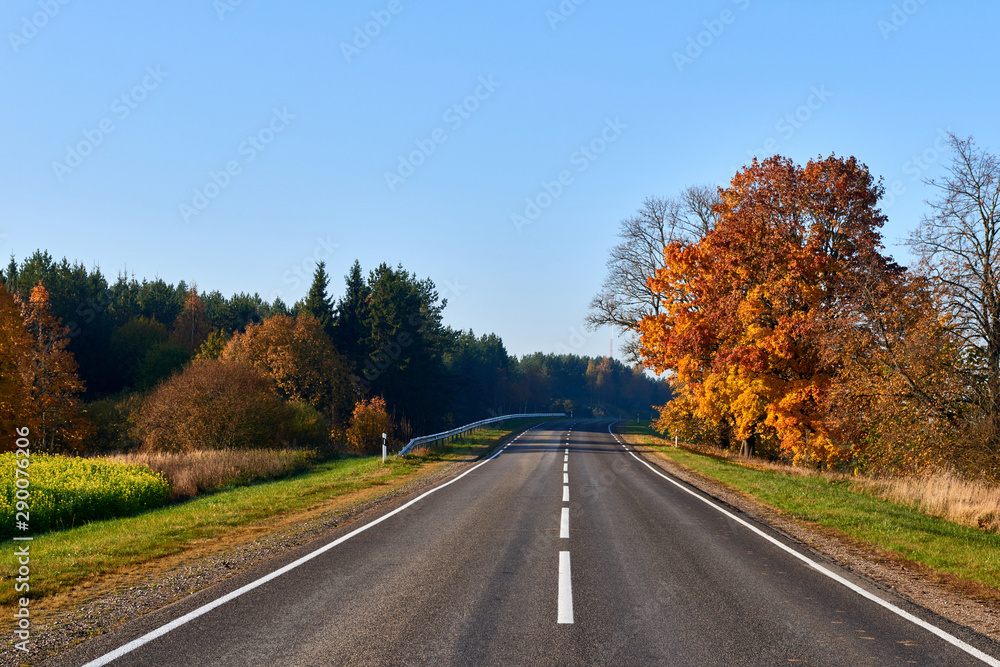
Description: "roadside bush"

(136, 359), (287, 452)
(346, 396), (391, 455)
(0, 453), (170, 538)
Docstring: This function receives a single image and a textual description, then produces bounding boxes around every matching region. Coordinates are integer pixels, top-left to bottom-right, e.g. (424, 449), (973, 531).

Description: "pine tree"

(333, 260), (371, 367)
(303, 261), (335, 338)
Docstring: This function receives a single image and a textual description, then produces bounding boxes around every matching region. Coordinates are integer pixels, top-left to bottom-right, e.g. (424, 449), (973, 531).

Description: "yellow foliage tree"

(346, 396), (391, 455)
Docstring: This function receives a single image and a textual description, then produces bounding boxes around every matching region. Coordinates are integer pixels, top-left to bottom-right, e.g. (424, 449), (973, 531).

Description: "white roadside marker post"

(382, 432), (387, 463)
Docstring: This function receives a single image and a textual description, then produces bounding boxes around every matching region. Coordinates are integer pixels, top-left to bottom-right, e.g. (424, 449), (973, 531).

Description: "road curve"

(48, 420), (1000, 666)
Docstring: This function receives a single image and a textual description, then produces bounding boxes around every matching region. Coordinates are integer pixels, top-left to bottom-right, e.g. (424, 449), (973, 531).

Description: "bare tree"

(587, 186), (720, 363)
(908, 133), (1000, 458)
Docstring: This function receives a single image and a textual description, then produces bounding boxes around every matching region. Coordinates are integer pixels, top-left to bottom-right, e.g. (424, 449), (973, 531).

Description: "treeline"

(600, 135), (998, 480)
(0, 253), (669, 455)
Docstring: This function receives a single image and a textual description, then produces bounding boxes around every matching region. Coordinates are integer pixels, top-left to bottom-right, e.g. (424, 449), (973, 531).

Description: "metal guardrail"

(398, 413), (566, 456)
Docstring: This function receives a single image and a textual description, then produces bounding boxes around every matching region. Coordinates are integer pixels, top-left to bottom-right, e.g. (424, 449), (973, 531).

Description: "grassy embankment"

(0, 417), (552, 608)
(617, 421), (1000, 596)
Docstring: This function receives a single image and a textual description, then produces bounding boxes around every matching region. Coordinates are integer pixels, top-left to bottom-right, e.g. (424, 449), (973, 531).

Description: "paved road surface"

(52, 420), (1000, 666)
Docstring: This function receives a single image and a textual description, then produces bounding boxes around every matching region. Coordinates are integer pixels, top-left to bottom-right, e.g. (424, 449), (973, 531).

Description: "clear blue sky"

(3, 0), (998, 360)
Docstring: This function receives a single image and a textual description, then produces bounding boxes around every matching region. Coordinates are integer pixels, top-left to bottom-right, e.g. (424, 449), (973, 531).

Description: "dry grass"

(856, 471), (1000, 534)
(102, 449), (317, 501)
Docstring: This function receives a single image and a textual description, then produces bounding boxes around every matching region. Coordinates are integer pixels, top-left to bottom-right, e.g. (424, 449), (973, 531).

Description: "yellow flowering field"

(0, 453), (170, 539)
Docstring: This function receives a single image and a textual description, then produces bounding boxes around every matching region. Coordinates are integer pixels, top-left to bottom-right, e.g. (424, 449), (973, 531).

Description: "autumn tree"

(17, 283), (90, 451)
(641, 155), (901, 465)
(222, 314), (356, 425)
(136, 359), (288, 452)
(588, 187), (720, 362)
(0, 281), (31, 446)
(909, 134), (1000, 470)
(346, 396), (391, 455)
(825, 273), (967, 475)
(170, 287), (210, 354)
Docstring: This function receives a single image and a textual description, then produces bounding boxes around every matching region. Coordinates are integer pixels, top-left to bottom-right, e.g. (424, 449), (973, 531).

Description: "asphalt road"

(53, 420), (1000, 666)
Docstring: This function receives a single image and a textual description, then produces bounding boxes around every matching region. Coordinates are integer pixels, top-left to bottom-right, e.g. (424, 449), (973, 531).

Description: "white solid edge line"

(563, 485), (570, 502)
(82, 440), (511, 667)
(558, 551), (574, 623)
(560, 507), (570, 538)
(608, 425), (1000, 667)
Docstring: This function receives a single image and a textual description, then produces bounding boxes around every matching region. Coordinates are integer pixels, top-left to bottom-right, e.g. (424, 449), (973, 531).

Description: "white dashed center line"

(558, 551), (574, 624)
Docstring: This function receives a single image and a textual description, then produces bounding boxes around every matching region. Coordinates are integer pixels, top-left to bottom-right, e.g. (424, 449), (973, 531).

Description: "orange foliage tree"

(0, 281), (32, 445)
(222, 314), (356, 425)
(640, 155), (901, 466)
(136, 359), (288, 452)
(16, 283), (90, 451)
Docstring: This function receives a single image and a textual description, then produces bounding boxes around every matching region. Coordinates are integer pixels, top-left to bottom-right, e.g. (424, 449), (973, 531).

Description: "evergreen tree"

(303, 261), (335, 338)
(333, 260), (371, 367)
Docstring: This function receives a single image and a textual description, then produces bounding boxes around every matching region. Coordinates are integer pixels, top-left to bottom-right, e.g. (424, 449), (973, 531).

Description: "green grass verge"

(617, 421), (1000, 593)
(2, 419), (550, 606)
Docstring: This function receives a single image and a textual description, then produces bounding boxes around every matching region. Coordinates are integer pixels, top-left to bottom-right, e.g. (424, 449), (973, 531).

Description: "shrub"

(136, 359), (288, 452)
(81, 396), (144, 453)
(0, 453), (170, 538)
(284, 401), (331, 449)
(346, 396), (391, 455)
